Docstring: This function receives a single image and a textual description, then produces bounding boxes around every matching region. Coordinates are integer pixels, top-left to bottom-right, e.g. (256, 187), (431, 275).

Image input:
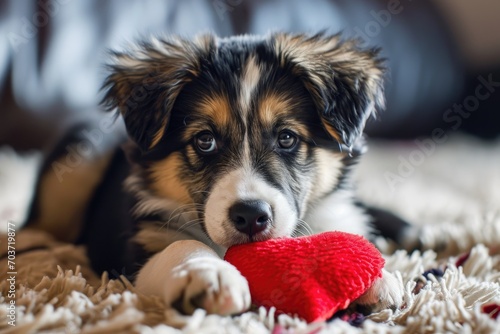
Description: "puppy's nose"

(229, 200), (272, 237)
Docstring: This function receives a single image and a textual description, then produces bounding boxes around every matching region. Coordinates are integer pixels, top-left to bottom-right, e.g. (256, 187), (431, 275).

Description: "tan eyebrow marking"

(257, 93), (311, 137)
(198, 94), (231, 127)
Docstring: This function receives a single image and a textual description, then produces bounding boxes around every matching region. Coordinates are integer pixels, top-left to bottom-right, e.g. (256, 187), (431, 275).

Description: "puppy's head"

(103, 32), (384, 247)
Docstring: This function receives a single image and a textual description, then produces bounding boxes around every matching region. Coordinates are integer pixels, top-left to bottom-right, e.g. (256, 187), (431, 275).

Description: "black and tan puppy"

(29, 32), (404, 316)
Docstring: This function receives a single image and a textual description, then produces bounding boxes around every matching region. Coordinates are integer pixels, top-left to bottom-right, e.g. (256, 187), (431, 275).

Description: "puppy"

(29, 32), (404, 316)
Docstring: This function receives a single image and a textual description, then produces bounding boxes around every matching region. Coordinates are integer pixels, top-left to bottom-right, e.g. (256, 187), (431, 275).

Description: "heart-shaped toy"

(224, 231), (384, 322)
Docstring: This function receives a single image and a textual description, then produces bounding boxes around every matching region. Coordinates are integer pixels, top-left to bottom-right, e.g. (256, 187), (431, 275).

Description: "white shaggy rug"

(1, 135), (499, 333)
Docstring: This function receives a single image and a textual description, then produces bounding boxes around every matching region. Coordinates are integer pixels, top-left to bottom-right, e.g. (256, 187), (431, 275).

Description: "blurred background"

(1, 0), (499, 151)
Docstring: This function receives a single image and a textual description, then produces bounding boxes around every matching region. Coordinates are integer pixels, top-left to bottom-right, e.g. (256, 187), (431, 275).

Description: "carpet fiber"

(1, 135), (499, 333)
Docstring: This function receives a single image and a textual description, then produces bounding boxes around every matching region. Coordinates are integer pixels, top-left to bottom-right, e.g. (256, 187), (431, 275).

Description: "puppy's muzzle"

(229, 200), (272, 238)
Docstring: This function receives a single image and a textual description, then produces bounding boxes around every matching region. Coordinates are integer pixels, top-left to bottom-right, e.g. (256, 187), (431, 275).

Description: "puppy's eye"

(195, 132), (218, 154)
(277, 131), (298, 150)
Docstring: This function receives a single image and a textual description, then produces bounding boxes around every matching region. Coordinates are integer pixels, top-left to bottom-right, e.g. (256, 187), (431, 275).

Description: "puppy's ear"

(272, 33), (385, 148)
(101, 35), (215, 150)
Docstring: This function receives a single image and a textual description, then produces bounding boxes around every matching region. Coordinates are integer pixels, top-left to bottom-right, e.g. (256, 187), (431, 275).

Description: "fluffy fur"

(102, 32), (384, 246)
(29, 32), (404, 316)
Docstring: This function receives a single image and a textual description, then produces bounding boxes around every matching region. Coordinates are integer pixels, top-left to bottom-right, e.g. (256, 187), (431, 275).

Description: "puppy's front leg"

(135, 240), (251, 315)
(352, 269), (404, 313)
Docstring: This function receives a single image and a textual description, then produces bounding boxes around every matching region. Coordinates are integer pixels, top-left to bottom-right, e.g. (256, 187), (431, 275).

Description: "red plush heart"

(224, 231), (384, 322)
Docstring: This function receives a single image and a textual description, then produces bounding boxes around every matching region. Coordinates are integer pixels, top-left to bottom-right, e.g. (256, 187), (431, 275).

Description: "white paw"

(353, 269), (404, 313)
(170, 257), (251, 316)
